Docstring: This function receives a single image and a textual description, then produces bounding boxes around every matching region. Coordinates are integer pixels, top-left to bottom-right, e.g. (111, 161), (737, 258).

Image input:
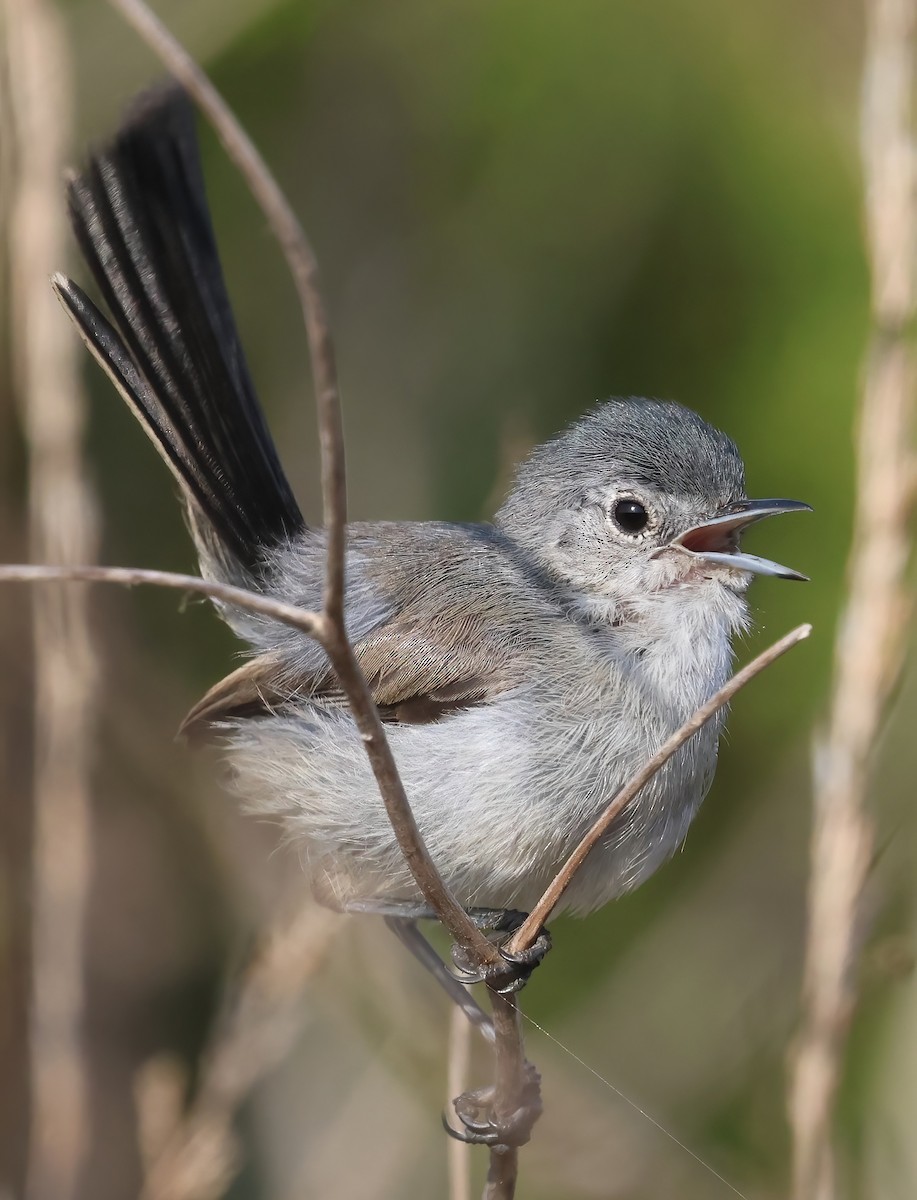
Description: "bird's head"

(496, 398), (809, 626)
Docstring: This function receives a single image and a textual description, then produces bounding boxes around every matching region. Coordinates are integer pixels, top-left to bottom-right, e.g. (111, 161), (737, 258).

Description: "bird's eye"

(612, 498), (650, 535)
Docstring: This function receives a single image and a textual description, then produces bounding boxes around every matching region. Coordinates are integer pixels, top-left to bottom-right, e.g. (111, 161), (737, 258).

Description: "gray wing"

(182, 521), (557, 734)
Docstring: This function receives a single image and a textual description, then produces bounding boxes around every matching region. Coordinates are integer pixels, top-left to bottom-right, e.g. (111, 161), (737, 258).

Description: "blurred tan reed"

(136, 903), (338, 1200)
(789, 1), (917, 1197)
(448, 1003), (473, 1200)
(3, 2), (100, 1199)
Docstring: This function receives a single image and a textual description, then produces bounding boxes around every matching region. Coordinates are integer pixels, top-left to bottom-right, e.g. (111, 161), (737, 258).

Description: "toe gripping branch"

(448, 909), (553, 996)
(443, 1063), (543, 1148)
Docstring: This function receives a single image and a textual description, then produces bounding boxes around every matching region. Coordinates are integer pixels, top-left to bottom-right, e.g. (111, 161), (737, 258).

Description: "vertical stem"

(4, 1), (100, 1197)
(483, 1145), (518, 1200)
(482, 995), (526, 1200)
(447, 1006), (473, 1200)
(789, 2), (917, 1197)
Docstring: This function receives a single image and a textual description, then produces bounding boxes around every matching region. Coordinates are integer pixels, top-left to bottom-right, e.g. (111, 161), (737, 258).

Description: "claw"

(448, 924), (553, 994)
(446, 1066), (543, 1147)
(442, 1112), (502, 1146)
(442, 1111), (476, 1143)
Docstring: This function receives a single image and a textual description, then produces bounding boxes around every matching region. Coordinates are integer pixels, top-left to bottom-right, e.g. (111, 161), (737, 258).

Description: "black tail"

(53, 84), (305, 580)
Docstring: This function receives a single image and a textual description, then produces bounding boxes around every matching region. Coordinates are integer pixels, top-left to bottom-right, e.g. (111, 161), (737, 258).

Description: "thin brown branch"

(507, 623), (813, 955)
(4, 3), (99, 1198)
(0, 563), (326, 635)
(321, 627), (501, 959)
(103, 0), (496, 971)
(104, 0), (346, 622)
(789, 1), (917, 1196)
(482, 995), (526, 1200)
(484, 1139), (518, 1198)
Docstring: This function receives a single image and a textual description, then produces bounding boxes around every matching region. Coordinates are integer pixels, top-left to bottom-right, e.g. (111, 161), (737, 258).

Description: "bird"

(53, 85), (809, 977)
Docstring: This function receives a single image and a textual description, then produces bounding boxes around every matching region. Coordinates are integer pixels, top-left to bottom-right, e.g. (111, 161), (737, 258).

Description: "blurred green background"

(3, 0), (916, 1197)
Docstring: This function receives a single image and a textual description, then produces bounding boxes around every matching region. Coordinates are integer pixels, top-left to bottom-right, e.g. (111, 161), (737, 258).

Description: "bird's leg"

(382, 911), (543, 1148)
(341, 898), (551, 1003)
(343, 900), (546, 1147)
(384, 915), (495, 1042)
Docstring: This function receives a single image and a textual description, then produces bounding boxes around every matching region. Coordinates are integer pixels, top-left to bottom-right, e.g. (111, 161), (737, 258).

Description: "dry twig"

(101, 0), (497, 973)
(3, 3), (100, 1199)
(507, 624), (813, 955)
(789, 2), (917, 1197)
(482, 997), (529, 1200)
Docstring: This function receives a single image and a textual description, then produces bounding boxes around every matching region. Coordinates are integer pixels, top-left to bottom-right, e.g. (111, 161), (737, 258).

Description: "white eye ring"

(604, 494), (656, 539)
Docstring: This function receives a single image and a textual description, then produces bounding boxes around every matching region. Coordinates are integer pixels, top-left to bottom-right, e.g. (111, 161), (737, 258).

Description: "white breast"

(226, 584), (748, 917)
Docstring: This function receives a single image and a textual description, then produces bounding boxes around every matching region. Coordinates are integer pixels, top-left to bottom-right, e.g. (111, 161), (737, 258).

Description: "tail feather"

(56, 83), (305, 578)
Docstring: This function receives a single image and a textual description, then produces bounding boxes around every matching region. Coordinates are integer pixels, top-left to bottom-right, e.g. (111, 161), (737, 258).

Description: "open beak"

(667, 498), (812, 581)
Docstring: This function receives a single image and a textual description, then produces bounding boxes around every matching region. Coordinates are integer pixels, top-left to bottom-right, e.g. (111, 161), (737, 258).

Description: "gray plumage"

(54, 86), (808, 919)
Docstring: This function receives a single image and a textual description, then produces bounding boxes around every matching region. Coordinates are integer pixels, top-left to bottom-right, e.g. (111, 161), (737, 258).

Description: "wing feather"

(181, 524), (556, 737)
(182, 598), (526, 735)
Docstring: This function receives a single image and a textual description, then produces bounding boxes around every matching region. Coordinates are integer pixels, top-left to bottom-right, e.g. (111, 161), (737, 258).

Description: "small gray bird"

(54, 88), (808, 970)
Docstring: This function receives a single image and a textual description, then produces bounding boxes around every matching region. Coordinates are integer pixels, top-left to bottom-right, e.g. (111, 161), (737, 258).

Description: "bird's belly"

(444, 693), (720, 915)
(224, 683), (721, 917)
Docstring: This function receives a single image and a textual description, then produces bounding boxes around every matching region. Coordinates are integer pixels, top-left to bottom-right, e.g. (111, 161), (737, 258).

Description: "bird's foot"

(443, 1062), (542, 1147)
(448, 910), (552, 995)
